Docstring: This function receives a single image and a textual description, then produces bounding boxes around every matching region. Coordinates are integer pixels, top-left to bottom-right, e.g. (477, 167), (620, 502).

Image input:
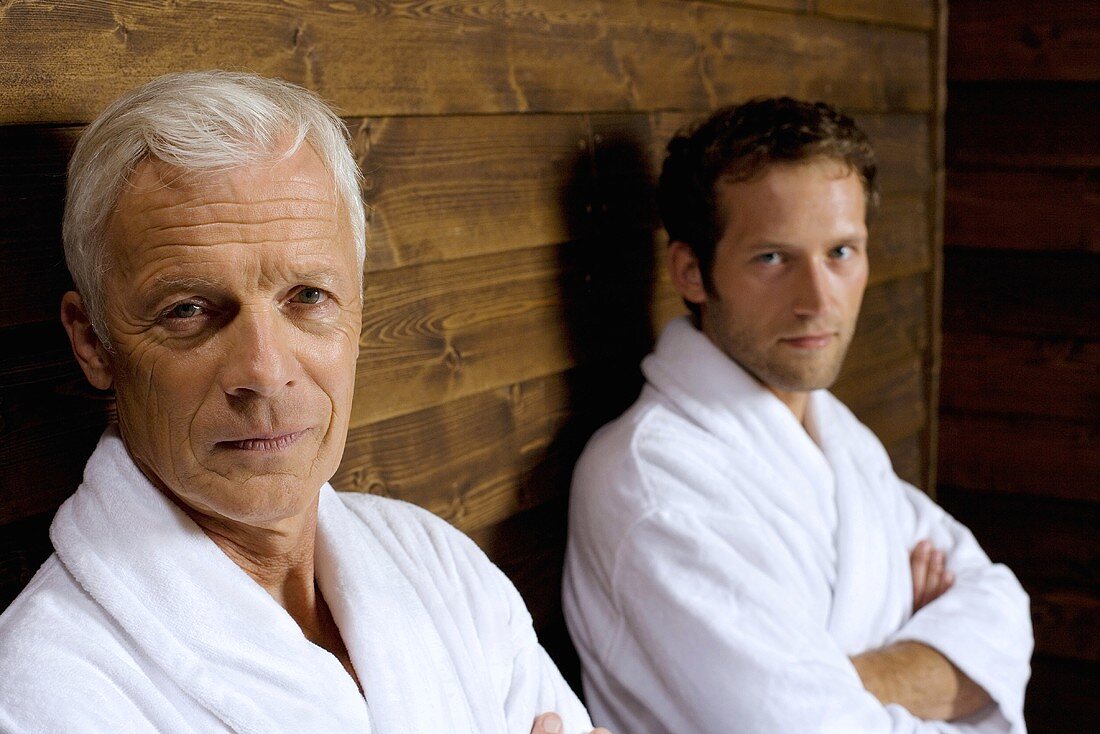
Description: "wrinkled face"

(695, 159), (869, 408)
(98, 146), (362, 527)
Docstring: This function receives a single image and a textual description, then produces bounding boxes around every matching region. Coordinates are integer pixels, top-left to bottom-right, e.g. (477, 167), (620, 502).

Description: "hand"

(531, 711), (612, 734)
(910, 539), (954, 613)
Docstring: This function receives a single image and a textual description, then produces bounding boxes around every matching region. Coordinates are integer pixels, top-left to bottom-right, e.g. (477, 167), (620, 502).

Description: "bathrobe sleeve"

(605, 503), (978, 734)
(436, 516), (595, 734)
(882, 475), (1033, 731)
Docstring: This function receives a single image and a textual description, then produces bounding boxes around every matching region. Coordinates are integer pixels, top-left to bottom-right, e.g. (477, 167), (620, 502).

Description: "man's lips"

(779, 333), (836, 349)
(215, 429), (310, 452)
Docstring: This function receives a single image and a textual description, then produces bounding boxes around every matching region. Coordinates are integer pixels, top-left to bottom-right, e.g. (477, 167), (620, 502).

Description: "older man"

(563, 98), (1033, 733)
(0, 71), (596, 734)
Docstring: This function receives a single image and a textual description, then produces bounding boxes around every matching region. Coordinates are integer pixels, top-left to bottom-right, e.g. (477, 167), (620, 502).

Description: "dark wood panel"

(1032, 589), (1100, 663)
(948, 0), (1100, 82)
(938, 488), (1100, 592)
(816, 0), (934, 30)
(1026, 655), (1100, 734)
(945, 169), (1100, 253)
(947, 83), (1100, 169)
(0, 125), (79, 330)
(0, 512), (54, 614)
(0, 321), (115, 525)
(940, 332), (1099, 422)
(942, 248), (1100, 340)
(939, 412), (1098, 503)
(0, 1), (932, 124)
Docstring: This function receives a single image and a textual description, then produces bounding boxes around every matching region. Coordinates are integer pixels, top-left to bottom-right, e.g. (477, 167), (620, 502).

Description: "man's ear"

(667, 240), (708, 306)
(60, 291), (114, 391)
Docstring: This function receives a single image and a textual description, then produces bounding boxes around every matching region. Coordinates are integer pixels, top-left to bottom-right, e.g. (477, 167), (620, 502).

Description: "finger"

(531, 712), (564, 734)
(925, 550), (945, 603)
(910, 541), (930, 608)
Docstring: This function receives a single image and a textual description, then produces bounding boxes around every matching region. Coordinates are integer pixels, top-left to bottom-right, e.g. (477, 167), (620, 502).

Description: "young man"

(563, 98), (1032, 733)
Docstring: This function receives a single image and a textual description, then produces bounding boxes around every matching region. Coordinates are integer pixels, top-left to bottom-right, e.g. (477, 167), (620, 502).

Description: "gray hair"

(62, 70), (366, 345)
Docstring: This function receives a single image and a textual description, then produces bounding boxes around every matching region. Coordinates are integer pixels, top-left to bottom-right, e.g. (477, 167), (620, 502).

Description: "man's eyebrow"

(141, 275), (223, 306)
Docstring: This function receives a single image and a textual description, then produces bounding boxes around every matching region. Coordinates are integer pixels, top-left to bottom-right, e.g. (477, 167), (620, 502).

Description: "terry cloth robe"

(563, 317), (1032, 734)
(0, 426), (592, 734)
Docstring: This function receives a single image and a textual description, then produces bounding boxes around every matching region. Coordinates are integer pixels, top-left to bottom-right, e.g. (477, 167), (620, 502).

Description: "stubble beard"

(702, 303), (855, 395)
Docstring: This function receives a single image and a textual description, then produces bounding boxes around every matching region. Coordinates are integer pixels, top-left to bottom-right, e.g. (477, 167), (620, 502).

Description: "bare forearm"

(851, 641), (992, 721)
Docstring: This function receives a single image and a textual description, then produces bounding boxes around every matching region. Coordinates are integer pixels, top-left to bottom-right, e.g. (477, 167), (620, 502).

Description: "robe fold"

(563, 317), (1032, 734)
(0, 426), (591, 733)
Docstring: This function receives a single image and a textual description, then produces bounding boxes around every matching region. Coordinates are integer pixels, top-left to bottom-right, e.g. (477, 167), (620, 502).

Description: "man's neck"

(766, 385), (811, 425)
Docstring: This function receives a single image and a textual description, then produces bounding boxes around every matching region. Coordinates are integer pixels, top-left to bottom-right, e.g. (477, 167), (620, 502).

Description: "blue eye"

(168, 302), (203, 319)
(831, 245), (854, 259)
(757, 252), (782, 264)
(293, 287), (326, 305)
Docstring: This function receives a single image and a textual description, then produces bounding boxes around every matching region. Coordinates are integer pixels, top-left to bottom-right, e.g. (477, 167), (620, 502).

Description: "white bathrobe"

(563, 317), (1032, 734)
(0, 427), (591, 733)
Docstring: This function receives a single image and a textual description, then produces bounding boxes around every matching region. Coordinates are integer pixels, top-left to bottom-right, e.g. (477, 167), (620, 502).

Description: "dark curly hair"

(657, 97), (879, 320)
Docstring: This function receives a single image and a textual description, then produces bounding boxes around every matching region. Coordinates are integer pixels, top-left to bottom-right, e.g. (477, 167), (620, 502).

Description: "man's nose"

(219, 308), (297, 397)
(792, 260), (831, 317)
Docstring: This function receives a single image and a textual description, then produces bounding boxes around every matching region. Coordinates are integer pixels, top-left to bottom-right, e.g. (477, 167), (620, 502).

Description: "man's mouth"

(779, 333), (836, 349)
(216, 429), (309, 452)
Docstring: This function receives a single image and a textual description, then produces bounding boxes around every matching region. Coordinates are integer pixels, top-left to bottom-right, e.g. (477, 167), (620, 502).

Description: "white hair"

(62, 70), (366, 345)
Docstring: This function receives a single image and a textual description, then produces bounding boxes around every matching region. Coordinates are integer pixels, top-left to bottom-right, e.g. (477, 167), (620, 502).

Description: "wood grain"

(938, 412), (1099, 503)
(0, 0), (932, 124)
(948, 0), (1100, 82)
(817, 0), (934, 30)
(946, 169), (1100, 253)
(940, 332), (1099, 423)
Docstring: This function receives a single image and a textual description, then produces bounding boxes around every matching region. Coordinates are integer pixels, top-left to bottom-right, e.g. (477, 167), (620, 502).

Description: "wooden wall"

(0, 0), (942, 684)
(938, 2), (1099, 732)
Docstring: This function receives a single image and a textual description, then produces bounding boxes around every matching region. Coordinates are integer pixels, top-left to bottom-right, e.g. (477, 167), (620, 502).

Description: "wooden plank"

(335, 370), (595, 536)
(0, 1), (932, 124)
(353, 243), (583, 426)
(692, 3), (931, 112)
(938, 412), (1099, 503)
(869, 193), (930, 282)
(946, 82), (1100, 169)
(940, 332), (1099, 423)
(1026, 654), (1100, 734)
(884, 428), (925, 491)
(816, 0), (934, 31)
(361, 114), (591, 272)
(0, 512), (54, 614)
(835, 353), (926, 448)
(937, 488), (1099, 591)
(948, 0), (1100, 82)
(943, 248), (1100, 340)
(946, 169), (1100, 253)
(0, 125), (79, 330)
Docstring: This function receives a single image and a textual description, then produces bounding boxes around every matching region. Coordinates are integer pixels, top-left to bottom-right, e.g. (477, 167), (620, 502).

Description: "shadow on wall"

(0, 125), (116, 612)
(521, 123), (659, 689)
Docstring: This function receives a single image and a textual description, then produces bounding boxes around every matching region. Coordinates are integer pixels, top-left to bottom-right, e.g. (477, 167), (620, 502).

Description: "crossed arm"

(850, 541), (993, 722)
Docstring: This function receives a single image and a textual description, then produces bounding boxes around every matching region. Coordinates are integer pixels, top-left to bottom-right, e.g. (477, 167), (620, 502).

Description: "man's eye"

(831, 245), (854, 259)
(757, 252), (782, 264)
(293, 287), (327, 305)
(167, 302), (203, 319)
